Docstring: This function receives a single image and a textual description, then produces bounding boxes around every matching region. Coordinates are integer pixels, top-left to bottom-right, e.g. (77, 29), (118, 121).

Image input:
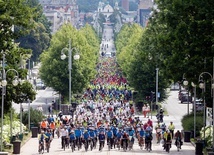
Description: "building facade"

(121, 0), (129, 11)
(39, 0), (79, 33)
(137, 0), (153, 27)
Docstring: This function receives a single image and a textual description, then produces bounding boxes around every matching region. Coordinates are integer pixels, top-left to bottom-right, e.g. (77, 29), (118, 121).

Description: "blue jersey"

(112, 127), (118, 136)
(99, 134), (105, 141)
(106, 130), (113, 138)
(128, 130), (135, 136)
(70, 134), (76, 140)
(116, 131), (122, 139)
(89, 130), (95, 138)
(45, 133), (52, 139)
(139, 130), (144, 137)
(75, 129), (82, 138)
(83, 132), (90, 140)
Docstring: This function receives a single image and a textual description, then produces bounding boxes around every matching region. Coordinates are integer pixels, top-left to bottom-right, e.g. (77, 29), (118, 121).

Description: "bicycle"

(70, 139), (75, 152)
(165, 141), (171, 153)
(122, 139), (127, 152)
(145, 139), (152, 152)
(89, 138), (93, 151)
(99, 140), (104, 151)
(38, 141), (44, 154)
(62, 136), (66, 151)
(84, 139), (88, 152)
(45, 139), (50, 153)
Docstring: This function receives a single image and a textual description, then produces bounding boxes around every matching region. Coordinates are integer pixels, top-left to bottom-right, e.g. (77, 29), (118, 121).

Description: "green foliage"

(146, 0), (214, 105)
(40, 24), (99, 103)
(22, 108), (45, 128)
(181, 112), (203, 137)
(16, 0), (51, 62)
(0, 0), (35, 51)
(115, 23), (168, 100)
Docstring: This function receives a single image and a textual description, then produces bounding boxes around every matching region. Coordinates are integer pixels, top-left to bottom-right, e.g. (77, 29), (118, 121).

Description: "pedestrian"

(146, 104), (150, 118)
(142, 104), (147, 118)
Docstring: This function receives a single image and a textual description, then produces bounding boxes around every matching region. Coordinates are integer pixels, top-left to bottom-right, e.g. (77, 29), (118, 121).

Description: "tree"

(147, 0), (214, 106)
(40, 24), (99, 103)
(115, 23), (168, 101)
(16, 0), (51, 62)
(0, 0), (37, 113)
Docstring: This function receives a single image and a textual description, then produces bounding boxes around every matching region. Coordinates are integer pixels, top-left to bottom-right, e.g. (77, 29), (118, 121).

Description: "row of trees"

(115, 0), (214, 105)
(40, 24), (100, 102)
(115, 23), (168, 101)
(0, 0), (51, 113)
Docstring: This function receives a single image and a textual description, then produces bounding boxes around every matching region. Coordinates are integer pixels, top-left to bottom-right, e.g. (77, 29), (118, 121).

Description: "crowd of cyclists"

(38, 48), (183, 153)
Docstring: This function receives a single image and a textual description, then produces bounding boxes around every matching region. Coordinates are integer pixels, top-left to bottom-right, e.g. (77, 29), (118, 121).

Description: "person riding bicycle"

(174, 130), (183, 148)
(89, 129), (96, 147)
(75, 127), (82, 148)
(155, 122), (162, 143)
(98, 130), (106, 151)
(163, 130), (172, 150)
(106, 128), (114, 149)
(60, 126), (69, 149)
(69, 130), (76, 149)
(168, 121), (175, 139)
(144, 129), (153, 150)
(44, 129), (52, 149)
(138, 126), (145, 147)
(38, 130), (48, 152)
(121, 131), (129, 150)
(128, 127), (135, 142)
(83, 130), (90, 146)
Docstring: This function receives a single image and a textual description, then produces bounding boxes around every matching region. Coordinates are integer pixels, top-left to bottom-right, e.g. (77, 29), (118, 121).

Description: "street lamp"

(61, 39), (80, 109)
(0, 54), (20, 151)
(182, 74), (190, 115)
(198, 72), (214, 149)
(191, 82), (197, 138)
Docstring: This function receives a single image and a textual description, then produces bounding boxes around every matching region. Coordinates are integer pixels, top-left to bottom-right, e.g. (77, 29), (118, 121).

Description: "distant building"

(137, 0), (153, 27)
(121, 0), (129, 11)
(39, 0), (79, 33)
(97, 2), (114, 18)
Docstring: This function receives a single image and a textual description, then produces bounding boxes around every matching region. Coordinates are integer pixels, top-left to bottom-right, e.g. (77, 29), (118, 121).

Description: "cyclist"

(138, 126), (145, 148)
(121, 131), (129, 150)
(144, 129), (152, 150)
(168, 121), (175, 139)
(83, 130), (90, 148)
(69, 130), (76, 149)
(155, 122), (162, 143)
(44, 129), (52, 148)
(163, 130), (172, 150)
(89, 129), (96, 148)
(115, 128), (122, 149)
(75, 126), (83, 148)
(38, 130), (48, 152)
(98, 130), (105, 151)
(106, 128), (114, 149)
(174, 130), (183, 149)
(61, 126), (69, 149)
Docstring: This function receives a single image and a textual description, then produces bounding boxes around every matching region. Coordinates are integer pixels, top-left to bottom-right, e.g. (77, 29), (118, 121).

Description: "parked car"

(180, 94), (192, 103)
(178, 90), (188, 100)
(36, 81), (46, 90)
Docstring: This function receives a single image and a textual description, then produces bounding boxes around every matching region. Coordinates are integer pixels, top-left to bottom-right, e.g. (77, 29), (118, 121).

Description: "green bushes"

(181, 112), (203, 137)
(22, 108), (45, 129)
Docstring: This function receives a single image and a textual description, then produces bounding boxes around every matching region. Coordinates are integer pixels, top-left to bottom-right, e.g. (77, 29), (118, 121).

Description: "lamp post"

(156, 68), (159, 112)
(1, 54), (20, 151)
(61, 39), (80, 108)
(191, 82), (197, 138)
(183, 74), (190, 115)
(198, 71), (214, 148)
